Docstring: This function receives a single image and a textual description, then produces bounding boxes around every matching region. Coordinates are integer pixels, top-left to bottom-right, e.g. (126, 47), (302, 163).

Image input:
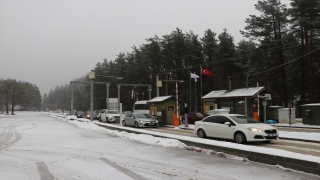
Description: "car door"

(100, 110), (106, 121)
(215, 116), (236, 139)
(188, 113), (196, 124)
(201, 116), (219, 137)
(126, 114), (135, 126)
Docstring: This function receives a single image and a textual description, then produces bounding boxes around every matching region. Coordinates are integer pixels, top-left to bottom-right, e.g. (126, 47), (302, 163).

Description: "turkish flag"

(201, 67), (213, 76)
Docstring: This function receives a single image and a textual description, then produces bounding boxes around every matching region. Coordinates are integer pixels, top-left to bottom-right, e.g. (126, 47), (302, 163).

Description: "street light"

(89, 71), (95, 121)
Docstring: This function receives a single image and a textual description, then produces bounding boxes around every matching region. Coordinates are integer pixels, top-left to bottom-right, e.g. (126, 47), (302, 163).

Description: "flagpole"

(189, 71), (191, 113)
(194, 72), (197, 112)
(200, 66), (202, 113)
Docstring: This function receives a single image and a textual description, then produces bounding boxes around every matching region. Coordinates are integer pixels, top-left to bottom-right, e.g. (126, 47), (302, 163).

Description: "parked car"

(181, 112), (205, 124)
(121, 111), (133, 120)
(84, 110), (100, 120)
(75, 111), (85, 118)
(193, 114), (278, 144)
(99, 109), (120, 123)
(122, 113), (158, 128)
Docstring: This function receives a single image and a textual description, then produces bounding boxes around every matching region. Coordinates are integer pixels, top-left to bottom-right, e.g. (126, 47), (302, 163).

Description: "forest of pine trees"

(42, 0), (319, 117)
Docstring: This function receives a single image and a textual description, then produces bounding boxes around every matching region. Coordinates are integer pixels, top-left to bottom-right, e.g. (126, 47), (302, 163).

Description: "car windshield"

(77, 111), (84, 115)
(229, 116), (259, 124)
(196, 113), (204, 116)
(107, 111), (118, 114)
(135, 114), (149, 118)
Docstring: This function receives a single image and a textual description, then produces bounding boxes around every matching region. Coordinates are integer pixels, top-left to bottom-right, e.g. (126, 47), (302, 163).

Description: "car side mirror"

(224, 122), (231, 127)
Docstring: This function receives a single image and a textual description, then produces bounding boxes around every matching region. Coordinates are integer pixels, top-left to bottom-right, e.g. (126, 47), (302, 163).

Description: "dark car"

(75, 111), (85, 118)
(84, 110), (100, 120)
(181, 112), (205, 124)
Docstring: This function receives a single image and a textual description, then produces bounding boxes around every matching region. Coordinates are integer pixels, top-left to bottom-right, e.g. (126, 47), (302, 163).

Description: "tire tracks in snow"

(0, 124), (22, 151)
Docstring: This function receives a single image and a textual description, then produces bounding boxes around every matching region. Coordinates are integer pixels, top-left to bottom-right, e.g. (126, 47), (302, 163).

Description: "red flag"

(201, 67), (213, 76)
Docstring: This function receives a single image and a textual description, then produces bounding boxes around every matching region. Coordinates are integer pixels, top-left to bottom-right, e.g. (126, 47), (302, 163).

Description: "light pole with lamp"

(89, 71), (95, 121)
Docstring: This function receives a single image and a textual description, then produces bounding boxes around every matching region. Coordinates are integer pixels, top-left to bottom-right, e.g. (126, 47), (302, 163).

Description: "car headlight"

(248, 127), (263, 132)
(108, 116), (113, 118)
(139, 120), (144, 123)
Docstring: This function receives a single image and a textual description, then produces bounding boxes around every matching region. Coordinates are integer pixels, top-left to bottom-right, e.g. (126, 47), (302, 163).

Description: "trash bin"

(305, 110), (312, 118)
(266, 120), (277, 124)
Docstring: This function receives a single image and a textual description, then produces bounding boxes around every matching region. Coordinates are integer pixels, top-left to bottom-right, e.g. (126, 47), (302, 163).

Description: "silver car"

(122, 113), (158, 128)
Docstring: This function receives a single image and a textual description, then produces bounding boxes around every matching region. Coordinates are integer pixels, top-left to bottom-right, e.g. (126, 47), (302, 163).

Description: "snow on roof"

(148, 96), (172, 102)
(301, 103), (320, 106)
(268, 106), (283, 108)
(202, 87), (265, 99)
(135, 100), (149, 104)
(202, 90), (226, 99)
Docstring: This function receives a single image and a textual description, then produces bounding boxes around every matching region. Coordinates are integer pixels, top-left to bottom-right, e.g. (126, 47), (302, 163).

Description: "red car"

(181, 112), (205, 124)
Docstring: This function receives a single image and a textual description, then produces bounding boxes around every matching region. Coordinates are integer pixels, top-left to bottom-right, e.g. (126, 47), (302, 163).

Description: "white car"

(99, 109), (120, 123)
(193, 114), (278, 144)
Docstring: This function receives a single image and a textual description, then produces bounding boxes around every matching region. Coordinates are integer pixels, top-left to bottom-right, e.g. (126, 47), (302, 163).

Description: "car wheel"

(122, 120), (126, 126)
(134, 122), (139, 128)
(106, 118), (110, 123)
(197, 129), (206, 138)
(235, 132), (247, 144)
(99, 116), (101, 122)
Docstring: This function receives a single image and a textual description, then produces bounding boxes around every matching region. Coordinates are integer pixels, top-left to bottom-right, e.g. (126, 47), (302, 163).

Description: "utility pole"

(156, 75), (159, 97)
(71, 82), (74, 114)
(106, 83), (110, 109)
(89, 71), (95, 121)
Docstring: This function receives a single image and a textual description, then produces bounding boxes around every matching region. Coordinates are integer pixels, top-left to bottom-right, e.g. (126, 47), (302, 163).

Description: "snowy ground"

(0, 112), (319, 179)
(52, 113), (320, 163)
(59, 116), (320, 164)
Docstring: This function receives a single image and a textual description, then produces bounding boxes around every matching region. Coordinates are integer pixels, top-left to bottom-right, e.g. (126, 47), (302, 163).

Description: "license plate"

(268, 133), (276, 137)
(149, 123), (155, 125)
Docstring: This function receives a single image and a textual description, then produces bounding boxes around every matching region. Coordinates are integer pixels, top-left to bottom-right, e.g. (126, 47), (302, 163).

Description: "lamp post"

(89, 71), (95, 121)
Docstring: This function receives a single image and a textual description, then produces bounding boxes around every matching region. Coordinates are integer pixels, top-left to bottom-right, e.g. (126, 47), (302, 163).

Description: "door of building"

(166, 105), (175, 125)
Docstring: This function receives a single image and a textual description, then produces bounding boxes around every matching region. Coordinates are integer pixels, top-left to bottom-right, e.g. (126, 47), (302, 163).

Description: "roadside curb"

(271, 124), (320, 129)
(95, 123), (320, 176)
(279, 137), (320, 144)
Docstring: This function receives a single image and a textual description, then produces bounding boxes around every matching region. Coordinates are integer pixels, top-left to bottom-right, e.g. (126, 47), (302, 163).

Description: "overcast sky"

(0, 0), (290, 95)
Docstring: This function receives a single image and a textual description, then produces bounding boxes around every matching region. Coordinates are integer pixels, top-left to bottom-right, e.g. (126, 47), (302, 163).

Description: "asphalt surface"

(106, 123), (320, 158)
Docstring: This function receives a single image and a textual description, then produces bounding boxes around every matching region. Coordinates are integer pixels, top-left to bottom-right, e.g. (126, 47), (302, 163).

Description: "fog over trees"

(5, 0), (318, 116)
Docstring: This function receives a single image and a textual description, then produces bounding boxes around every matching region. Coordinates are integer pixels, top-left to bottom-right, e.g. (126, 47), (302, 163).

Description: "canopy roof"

(148, 96), (172, 102)
(202, 87), (265, 99)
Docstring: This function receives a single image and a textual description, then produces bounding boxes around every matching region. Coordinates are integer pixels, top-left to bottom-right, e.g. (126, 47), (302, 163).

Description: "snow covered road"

(0, 112), (319, 179)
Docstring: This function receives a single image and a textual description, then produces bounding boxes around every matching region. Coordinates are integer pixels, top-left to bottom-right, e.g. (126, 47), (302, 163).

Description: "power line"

(249, 46), (320, 76)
